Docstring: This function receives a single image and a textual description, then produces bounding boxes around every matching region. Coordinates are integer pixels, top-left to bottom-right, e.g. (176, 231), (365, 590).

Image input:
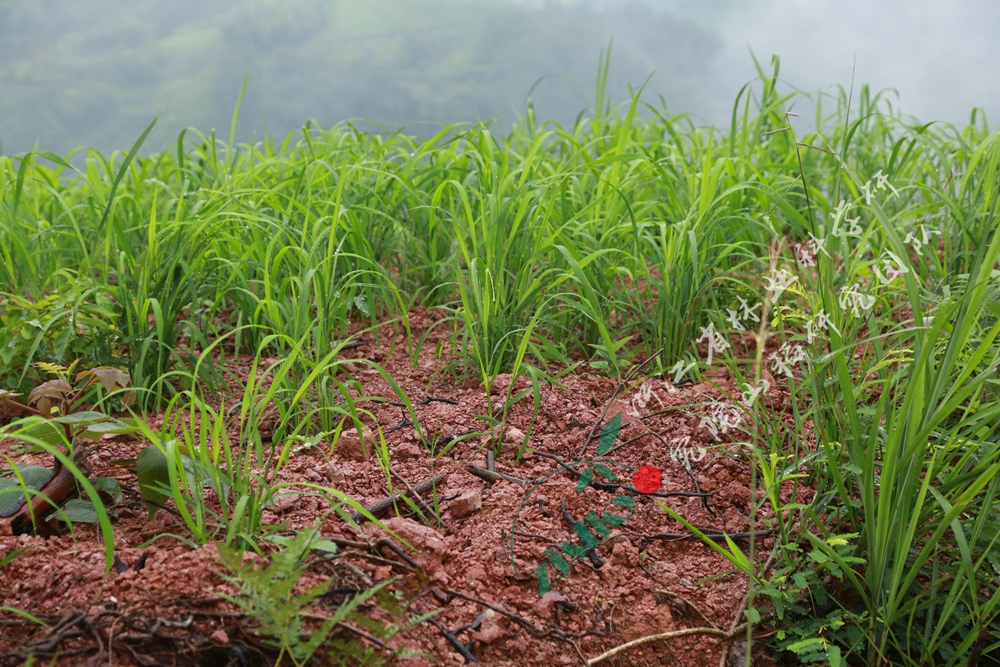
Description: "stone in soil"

(448, 492), (482, 519)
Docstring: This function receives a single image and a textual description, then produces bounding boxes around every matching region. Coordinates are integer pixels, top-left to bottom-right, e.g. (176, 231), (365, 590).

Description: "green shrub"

(0, 276), (118, 393)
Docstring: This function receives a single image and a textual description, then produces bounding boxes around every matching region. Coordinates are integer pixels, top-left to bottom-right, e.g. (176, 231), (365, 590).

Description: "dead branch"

(585, 623), (748, 666)
(464, 464), (527, 488)
(6, 449), (92, 536)
(347, 473), (447, 523)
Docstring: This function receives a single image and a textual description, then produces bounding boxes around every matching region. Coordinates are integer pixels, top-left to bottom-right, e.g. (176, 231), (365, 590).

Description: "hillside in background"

(0, 0), (723, 155)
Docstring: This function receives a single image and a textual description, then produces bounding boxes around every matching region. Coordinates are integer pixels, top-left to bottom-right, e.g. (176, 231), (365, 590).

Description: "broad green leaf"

(536, 562), (550, 595)
(572, 521), (600, 548)
(596, 413), (622, 456)
(611, 494), (634, 509)
(0, 465), (54, 515)
(593, 464), (617, 481)
(585, 511), (611, 538)
(52, 410), (113, 425)
(92, 477), (123, 504)
(547, 548), (570, 576)
(137, 445), (170, 517)
(576, 466), (594, 493)
(602, 511), (626, 526)
(59, 499), (100, 524)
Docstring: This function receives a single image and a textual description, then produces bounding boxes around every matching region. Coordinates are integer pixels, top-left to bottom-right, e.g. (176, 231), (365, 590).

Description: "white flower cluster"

(725, 296), (762, 331)
(904, 225), (942, 256)
(699, 401), (745, 441)
(872, 250), (910, 285)
(839, 283), (876, 316)
(831, 199), (863, 238)
(666, 435), (707, 470)
(739, 379), (770, 407)
(805, 309), (840, 344)
(696, 322), (730, 366)
(861, 169), (899, 205)
(764, 267), (799, 301)
(627, 380), (666, 417)
(769, 341), (807, 378)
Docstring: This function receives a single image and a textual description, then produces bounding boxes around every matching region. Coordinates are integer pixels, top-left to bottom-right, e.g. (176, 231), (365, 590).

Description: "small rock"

(84, 568), (105, 583)
(329, 465), (347, 485)
(333, 428), (372, 461)
(448, 492), (482, 520)
(382, 518), (448, 556)
(504, 427), (526, 445)
(532, 590), (569, 617)
(306, 469), (324, 483)
(382, 517), (452, 586)
(472, 609), (508, 644)
(373, 565), (392, 581)
(611, 538), (638, 567)
(394, 441), (423, 460)
(272, 493), (298, 513)
(211, 629), (230, 645)
(465, 564), (487, 584)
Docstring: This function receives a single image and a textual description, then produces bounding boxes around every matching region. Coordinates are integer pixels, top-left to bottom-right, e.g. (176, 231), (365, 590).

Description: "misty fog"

(1, 0), (997, 156)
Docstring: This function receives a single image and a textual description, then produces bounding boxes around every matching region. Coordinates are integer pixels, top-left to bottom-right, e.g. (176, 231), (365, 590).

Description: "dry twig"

(585, 623), (748, 666)
(347, 473), (447, 523)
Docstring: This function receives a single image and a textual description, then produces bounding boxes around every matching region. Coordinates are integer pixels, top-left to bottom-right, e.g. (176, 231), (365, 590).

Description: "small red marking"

(632, 465), (662, 494)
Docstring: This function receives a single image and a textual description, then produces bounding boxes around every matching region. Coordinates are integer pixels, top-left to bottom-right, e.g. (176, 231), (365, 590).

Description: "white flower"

(806, 308), (841, 344)
(740, 379), (770, 407)
(769, 342), (806, 378)
(696, 323), (731, 366)
(764, 268), (798, 301)
(794, 243), (816, 267)
(725, 307), (744, 330)
(839, 283), (876, 316)
(873, 250), (910, 285)
(739, 297), (762, 323)
(669, 360), (696, 384)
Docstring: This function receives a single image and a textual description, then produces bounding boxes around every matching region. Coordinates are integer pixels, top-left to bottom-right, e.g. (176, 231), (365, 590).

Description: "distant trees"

(0, 0), (722, 154)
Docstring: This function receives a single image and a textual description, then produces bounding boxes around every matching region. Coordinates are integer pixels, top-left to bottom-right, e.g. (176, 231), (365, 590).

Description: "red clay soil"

(0, 309), (811, 666)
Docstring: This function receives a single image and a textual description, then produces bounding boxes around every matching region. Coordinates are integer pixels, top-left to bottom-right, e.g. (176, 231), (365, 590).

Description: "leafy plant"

(0, 364), (136, 604)
(0, 277), (118, 393)
(215, 526), (389, 667)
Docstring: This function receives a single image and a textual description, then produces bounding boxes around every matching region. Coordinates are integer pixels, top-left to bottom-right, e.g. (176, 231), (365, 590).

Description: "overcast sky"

(684, 0), (1000, 126)
(1, 0), (997, 155)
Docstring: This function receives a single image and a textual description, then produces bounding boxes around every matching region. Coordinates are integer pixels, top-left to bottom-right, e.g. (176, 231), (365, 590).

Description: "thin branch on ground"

(585, 623), (748, 666)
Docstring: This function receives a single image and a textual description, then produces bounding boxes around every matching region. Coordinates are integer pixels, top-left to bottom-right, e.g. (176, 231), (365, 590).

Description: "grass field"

(2, 58), (1000, 665)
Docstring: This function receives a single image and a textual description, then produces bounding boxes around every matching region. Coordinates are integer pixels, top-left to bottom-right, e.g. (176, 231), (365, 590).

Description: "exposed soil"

(0, 309), (810, 666)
